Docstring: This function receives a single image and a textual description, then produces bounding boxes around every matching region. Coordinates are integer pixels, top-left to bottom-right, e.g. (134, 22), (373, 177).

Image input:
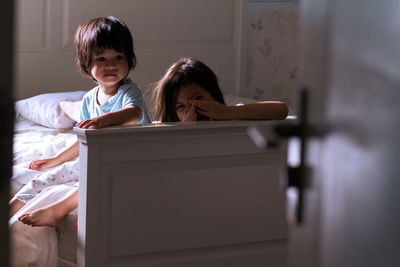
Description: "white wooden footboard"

(74, 121), (288, 267)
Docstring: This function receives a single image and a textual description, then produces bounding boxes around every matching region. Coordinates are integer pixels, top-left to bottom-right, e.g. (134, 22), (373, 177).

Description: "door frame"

(0, 0), (15, 265)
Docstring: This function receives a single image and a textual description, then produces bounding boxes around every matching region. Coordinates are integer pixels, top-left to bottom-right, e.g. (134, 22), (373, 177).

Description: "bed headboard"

(74, 120), (288, 267)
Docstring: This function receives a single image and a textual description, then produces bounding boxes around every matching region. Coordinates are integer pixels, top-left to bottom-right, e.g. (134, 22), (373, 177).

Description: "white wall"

(14, 0), (247, 100)
(15, 0), (299, 109)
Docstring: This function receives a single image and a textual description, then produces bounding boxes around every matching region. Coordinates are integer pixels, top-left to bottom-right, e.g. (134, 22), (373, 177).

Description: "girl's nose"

(182, 105), (190, 114)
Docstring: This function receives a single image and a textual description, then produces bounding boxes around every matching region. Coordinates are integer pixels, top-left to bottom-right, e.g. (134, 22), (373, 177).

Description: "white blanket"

(10, 118), (78, 267)
(11, 117), (77, 196)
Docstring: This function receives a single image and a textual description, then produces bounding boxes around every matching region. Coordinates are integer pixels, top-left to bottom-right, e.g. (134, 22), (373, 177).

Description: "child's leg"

(11, 159), (79, 218)
(9, 198), (25, 218)
(10, 170), (68, 219)
(19, 187), (78, 227)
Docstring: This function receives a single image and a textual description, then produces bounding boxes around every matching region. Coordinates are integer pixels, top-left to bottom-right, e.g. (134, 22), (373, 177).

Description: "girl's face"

(175, 83), (215, 121)
(90, 48), (129, 92)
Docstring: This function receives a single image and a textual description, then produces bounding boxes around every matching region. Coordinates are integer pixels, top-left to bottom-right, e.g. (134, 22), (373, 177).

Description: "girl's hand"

(76, 115), (111, 129)
(28, 157), (59, 171)
(189, 100), (231, 120)
(182, 104), (197, 122)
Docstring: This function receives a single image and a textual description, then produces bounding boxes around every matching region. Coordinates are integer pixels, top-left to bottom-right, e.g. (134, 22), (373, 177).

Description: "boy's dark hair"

(154, 57), (225, 122)
(74, 16), (136, 80)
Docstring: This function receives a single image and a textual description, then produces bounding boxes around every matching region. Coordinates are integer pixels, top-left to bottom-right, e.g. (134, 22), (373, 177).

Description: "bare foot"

(17, 188), (78, 227)
(18, 206), (64, 227)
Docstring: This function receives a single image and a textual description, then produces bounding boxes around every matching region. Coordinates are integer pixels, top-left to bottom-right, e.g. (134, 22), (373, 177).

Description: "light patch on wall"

(15, 0), (48, 51)
(245, 2), (299, 109)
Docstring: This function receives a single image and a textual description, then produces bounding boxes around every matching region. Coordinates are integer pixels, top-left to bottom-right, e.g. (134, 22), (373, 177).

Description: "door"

(0, 1), (15, 266)
(289, 0), (400, 266)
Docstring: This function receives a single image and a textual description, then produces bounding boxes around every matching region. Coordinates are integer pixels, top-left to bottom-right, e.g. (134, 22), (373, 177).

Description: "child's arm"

(29, 141), (79, 171)
(76, 105), (142, 129)
(190, 100), (289, 120)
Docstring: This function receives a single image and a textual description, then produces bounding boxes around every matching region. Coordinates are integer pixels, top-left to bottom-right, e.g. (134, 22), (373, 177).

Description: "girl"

(154, 57), (288, 122)
(12, 16), (151, 227)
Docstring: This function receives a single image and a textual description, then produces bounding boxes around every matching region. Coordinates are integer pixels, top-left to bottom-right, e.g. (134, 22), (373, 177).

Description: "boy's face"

(90, 48), (129, 92)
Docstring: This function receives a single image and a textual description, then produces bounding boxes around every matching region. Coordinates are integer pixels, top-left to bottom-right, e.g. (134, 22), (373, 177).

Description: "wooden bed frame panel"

(75, 121), (288, 267)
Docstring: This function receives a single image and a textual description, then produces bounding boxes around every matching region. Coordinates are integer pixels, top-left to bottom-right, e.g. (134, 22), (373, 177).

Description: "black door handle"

(248, 88), (312, 224)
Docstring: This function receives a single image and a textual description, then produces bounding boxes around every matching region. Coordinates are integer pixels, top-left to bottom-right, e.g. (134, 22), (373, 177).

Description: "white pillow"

(15, 91), (87, 129)
(60, 100), (83, 122)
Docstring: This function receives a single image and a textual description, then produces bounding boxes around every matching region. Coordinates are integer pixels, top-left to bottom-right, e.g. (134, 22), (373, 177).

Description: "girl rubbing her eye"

(153, 57), (289, 123)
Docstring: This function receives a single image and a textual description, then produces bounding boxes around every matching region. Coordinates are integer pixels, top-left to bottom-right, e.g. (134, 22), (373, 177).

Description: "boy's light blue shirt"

(80, 78), (151, 124)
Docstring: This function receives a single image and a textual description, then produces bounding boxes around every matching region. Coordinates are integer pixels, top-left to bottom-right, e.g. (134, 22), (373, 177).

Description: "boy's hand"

(189, 100), (231, 120)
(28, 157), (59, 171)
(76, 115), (111, 129)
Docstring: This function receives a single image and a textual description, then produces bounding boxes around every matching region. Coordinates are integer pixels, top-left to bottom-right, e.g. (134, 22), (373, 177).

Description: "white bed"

(10, 92), (290, 267)
(75, 120), (289, 267)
